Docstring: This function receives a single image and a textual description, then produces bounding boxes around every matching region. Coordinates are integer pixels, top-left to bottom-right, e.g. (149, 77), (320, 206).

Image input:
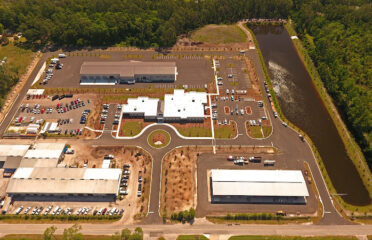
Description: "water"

(251, 25), (370, 206)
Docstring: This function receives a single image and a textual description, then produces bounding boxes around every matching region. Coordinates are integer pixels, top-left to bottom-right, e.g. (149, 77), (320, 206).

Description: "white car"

(15, 206), (24, 214)
(24, 207), (31, 214)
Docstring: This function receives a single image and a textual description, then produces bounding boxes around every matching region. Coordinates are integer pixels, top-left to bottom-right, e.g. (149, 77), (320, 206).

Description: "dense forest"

(291, 0), (372, 167)
(0, 0), (370, 166)
(0, 0), (292, 47)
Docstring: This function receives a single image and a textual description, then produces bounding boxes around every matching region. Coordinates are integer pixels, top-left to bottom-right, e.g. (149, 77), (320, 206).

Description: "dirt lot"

(175, 24), (248, 51)
(6, 143), (152, 224)
(160, 147), (199, 217)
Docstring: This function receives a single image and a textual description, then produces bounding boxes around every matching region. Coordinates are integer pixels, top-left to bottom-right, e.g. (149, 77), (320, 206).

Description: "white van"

(58, 53), (67, 58)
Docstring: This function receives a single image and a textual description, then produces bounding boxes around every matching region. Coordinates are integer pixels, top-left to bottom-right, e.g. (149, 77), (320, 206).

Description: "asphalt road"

(0, 223), (371, 237)
(0, 27), (356, 235)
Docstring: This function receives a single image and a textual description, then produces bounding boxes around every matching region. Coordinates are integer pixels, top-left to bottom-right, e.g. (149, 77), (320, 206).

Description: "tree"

(188, 207), (196, 221)
(43, 226), (56, 240)
(131, 227), (143, 240)
(120, 228), (131, 240)
(63, 224), (83, 240)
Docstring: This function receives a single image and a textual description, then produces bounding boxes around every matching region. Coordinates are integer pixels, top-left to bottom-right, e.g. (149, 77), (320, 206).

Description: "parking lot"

(41, 51), (214, 89)
(6, 94), (93, 137)
(196, 153), (317, 217)
(101, 104), (121, 131)
(212, 58), (271, 137)
(11, 204), (124, 217)
(215, 58), (251, 89)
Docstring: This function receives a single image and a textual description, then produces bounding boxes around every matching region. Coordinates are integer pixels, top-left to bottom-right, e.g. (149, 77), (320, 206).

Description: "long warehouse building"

(80, 61), (177, 85)
(6, 167), (122, 202)
(211, 169), (309, 204)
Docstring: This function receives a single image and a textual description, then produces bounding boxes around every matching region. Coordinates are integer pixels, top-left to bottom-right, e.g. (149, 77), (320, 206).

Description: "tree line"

(43, 224), (144, 240)
(0, 0), (292, 48)
(291, 0), (372, 167)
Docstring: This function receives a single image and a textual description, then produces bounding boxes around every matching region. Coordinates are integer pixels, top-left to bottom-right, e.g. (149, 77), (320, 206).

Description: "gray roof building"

(80, 61), (177, 78)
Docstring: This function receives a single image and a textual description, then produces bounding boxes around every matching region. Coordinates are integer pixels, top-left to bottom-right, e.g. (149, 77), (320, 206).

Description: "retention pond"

(251, 25), (370, 206)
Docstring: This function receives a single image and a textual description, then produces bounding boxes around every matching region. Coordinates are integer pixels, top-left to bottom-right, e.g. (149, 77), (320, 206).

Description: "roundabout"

(147, 129), (171, 149)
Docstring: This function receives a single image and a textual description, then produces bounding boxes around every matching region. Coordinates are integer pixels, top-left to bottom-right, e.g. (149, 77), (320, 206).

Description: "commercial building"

(122, 97), (160, 121)
(163, 89), (207, 122)
(0, 145), (30, 176)
(26, 89), (45, 96)
(80, 61), (177, 85)
(0, 143), (66, 177)
(210, 169), (309, 204)
(23, 143), (66, 161)
(122, 89), (207, 123)
(0, 145), (30, 157)
(6, 167), (122, 201)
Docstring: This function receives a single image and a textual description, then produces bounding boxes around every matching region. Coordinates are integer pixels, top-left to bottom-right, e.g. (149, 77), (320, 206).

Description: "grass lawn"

(247, 125), (263, 138)
(147, 129), (170, 148)
(177, 127), (212, 137)
(206, 215), (311, 225)
(229, 81), (239, 86)
(1, 235), (114, 240)
(214, 126), (235, 139)
(262, 125), (272, 137)
(177, 235), (209, 240)
(102, 95), (129, 103)
(191, 24), (247, 44)
(229, 236), (357, 240)
(0, 41), (34, 78)
(121, 121), (143, 136)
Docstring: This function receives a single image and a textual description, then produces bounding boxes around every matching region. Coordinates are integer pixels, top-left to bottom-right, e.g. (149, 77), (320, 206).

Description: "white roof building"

(0, 145), (30, 157)
(211, 169), (309, 202)
(48, 122), (59, 132)
(7, 167), (122, 196)
(26, 89), (45, 96)
(163, 90), (207, 120)
(24, 143), (65, 159)
(101, 159), (111, 169)
(122, 97), (159, 118)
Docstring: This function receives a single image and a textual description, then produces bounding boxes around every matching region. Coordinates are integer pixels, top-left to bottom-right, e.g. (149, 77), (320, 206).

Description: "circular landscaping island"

(147, 130), (171, 149)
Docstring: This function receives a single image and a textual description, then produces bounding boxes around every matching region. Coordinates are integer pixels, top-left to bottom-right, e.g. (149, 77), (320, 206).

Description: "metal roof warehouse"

(211, 169), (309, 204)
(80, 61), (177, 84)
(6, 167), (122, 198)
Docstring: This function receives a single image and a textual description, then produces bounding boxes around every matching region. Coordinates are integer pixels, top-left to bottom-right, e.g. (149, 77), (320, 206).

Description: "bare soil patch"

(224, 106), (230, 115)
(160, 147), (199, 217)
